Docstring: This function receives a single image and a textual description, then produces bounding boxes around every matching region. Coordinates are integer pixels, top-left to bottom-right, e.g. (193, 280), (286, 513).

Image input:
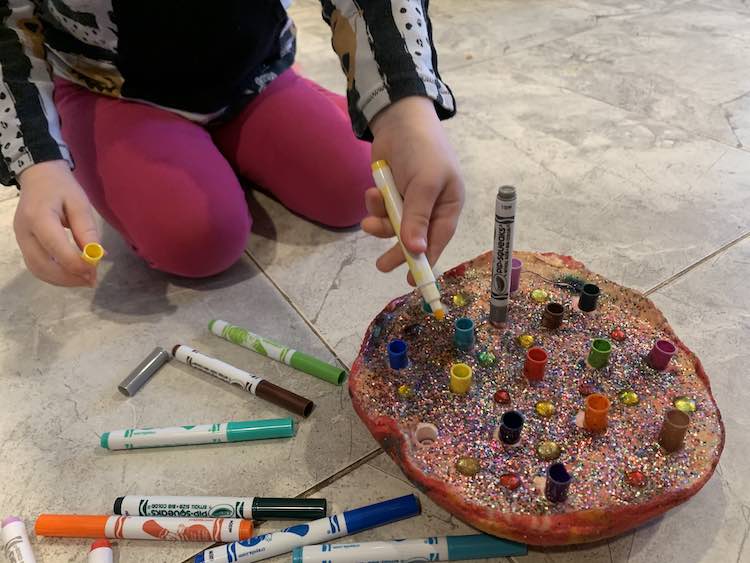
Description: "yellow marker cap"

(81, 242), (105, 265)
(449, 363), (473, 394)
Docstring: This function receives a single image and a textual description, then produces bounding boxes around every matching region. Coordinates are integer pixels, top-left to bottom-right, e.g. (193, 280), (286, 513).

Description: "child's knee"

(316, 150), (371, 228)
(137, 200), (251, 278)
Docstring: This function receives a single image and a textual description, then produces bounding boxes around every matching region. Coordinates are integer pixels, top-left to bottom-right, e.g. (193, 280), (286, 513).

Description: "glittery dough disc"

(349, 251), (724, 545)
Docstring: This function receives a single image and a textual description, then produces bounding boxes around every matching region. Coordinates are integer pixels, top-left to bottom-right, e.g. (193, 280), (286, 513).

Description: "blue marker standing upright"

(192, 494), (420, 563)
(490, 185), (517, 326)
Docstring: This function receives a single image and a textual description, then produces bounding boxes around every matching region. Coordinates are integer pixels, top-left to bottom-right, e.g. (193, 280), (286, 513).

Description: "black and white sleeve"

(320, 0), (456, 140)
(0, 0), (71, 186)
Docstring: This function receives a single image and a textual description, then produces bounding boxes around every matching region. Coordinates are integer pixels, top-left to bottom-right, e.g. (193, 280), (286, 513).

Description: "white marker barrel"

(87, 539), (113, 563)
(173, 345), (262, 394)
(116, 495), (254, 519)
(1, 518), (36, 563)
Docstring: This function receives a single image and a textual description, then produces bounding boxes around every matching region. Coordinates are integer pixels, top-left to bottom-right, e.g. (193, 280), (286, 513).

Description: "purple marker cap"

(648, 339), (676, 371)
(510, 258), (523, 294)
(2, 516), (21, 527)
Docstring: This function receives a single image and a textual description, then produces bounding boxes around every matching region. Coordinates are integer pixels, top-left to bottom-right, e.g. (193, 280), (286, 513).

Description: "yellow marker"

(81, 242), (105, 265)
(449, 363), (472, 394)
(371, 160), (446, 320)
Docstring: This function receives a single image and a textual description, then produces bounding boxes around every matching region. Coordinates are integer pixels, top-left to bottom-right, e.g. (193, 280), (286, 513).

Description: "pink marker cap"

(90, 538), (112, 551)
(2, 516), (21, 528)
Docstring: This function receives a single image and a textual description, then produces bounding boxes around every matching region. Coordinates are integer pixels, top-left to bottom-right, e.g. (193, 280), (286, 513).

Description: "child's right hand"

(13, 160), (100, 287)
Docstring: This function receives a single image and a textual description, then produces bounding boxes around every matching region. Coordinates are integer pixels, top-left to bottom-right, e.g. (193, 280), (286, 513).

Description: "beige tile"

(490, 1), (750, 147)
(0, 223), (377, 561)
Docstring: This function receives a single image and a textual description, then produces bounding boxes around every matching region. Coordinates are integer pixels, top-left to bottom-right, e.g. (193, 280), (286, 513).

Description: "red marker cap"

(90, 539), (111, 551)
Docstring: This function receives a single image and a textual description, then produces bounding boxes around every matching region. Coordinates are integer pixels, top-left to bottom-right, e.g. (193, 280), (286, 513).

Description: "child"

(5, 1), (464, 287)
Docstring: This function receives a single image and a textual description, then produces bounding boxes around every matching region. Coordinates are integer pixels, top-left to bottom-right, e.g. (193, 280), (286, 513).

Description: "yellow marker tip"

(433, 309), (446, 321)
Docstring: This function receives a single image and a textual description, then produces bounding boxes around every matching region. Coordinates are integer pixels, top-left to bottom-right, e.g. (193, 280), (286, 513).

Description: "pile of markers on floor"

(1, 316), (527, 562)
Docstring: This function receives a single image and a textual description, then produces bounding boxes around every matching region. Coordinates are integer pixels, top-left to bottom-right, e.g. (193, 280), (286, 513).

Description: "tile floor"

(1, 1), (748, 562)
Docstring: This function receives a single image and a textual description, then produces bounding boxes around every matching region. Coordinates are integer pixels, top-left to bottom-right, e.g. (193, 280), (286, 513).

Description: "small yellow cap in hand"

(81, 242), (105, 265)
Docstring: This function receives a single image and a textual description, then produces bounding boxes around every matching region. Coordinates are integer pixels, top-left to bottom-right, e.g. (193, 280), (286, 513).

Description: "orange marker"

(584, 393), (611, 433)
(35, 514), (252, 541)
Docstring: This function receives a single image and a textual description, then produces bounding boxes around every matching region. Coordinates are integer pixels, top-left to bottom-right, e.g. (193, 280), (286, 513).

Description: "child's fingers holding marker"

(375, 242), (407, 274)
(64, 195), (101, 253)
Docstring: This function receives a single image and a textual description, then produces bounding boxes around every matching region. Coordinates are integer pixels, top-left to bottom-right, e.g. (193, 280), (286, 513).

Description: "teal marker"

(100, 418), (294, 450)
(209, 320), (347, 385)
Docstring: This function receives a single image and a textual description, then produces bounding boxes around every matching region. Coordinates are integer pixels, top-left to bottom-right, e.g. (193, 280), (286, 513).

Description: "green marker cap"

(100, 432), (110, 449)
(290, 352), (347, 386)
(226, 418), (295, 442)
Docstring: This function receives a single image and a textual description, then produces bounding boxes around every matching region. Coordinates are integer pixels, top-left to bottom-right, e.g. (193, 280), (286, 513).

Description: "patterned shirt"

(0, 0), (455, 185)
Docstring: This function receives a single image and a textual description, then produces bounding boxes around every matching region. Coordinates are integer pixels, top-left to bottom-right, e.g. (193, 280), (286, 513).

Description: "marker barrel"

(35, 514), (252, 541)
(114, 495), (326, 521)
(88, 539), (113, 563)
(371, 161), (445, 319)
(648, 339), (676, 371)
(1, 517), (37, 563)
(490, 185), (517, 326)
(172, 345), (314, 417)
(100, 418), (294, 450)
(194, 494), (421, 563)
(209, 320), (346, 385)
(292, 533), (527, 563)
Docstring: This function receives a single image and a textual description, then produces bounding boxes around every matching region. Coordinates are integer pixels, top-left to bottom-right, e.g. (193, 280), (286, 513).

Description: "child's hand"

(13, 160), (100, 287)
(365, 96), (464, 285)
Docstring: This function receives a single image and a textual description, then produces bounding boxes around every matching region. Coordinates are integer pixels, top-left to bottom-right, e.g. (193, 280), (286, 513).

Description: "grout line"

(644, 231), (750, 296)
(244, 249), (353, 371)
(294, 448), (384, 499)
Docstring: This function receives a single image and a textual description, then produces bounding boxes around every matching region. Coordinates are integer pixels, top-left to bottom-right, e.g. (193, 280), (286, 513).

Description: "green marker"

(100, 418), (295, 450)
(209, 320), (347, 385)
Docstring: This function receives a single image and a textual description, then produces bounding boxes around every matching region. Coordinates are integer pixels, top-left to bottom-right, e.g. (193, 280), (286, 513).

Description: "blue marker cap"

(387, 339), (408, 370)
(447, 534), (528, 558)
(343, 494), (420, 534)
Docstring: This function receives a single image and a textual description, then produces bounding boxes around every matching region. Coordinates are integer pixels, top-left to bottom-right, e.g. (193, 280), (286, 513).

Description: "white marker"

(490, 185), (517, 325)
(1, 517), (36, 563)
(87, 539), (113, 563)
(371, 160), (446, 320)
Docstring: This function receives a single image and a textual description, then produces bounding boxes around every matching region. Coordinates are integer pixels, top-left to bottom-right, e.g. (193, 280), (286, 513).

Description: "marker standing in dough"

(490, 185), (517, 326)
(371, 160), (445, 320)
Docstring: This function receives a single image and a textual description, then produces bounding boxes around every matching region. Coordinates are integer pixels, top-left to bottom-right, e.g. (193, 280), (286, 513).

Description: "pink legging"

(53, 69), (372, 277)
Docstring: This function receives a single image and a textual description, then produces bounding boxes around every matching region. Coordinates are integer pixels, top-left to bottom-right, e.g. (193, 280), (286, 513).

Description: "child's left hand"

(364, 96), (465, 285)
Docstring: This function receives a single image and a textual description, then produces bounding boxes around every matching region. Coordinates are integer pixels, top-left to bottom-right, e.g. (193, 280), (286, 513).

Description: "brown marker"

(172, 345), (314, 417)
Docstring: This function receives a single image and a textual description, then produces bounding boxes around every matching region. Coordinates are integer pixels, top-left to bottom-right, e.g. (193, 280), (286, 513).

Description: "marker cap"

(227, 418), (296, 441)
(90, 538), (112, 551)
(343, 494), (421, 534)
(447, 534), (528, 558)
(251, 497), (327, 521)
(118, 347), (171, 396)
